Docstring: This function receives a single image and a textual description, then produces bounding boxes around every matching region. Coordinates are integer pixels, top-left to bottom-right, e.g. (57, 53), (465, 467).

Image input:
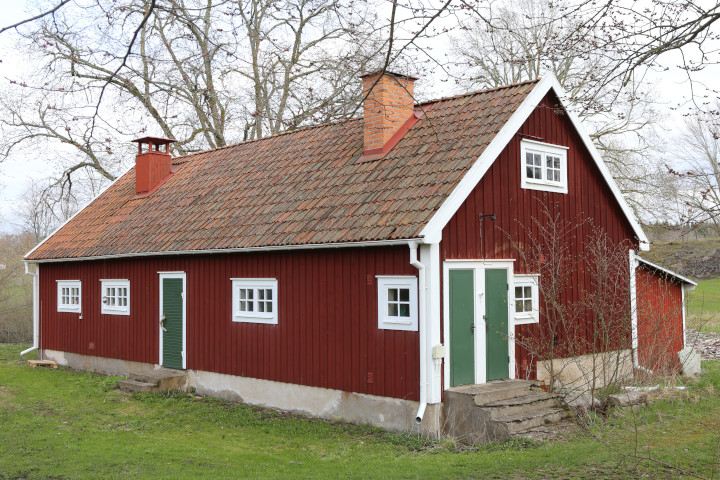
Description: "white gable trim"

(419, 74), (650, 251)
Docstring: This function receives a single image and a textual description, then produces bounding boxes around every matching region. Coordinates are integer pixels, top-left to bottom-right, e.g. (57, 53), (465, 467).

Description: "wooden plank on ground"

(27, 360), (58, 369)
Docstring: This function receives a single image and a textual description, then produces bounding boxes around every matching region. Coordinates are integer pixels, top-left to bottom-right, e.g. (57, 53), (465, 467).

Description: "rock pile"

(686, 329), (720, 360)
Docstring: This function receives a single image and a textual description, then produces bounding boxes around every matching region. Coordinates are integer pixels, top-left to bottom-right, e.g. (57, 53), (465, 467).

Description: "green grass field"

(687, 278), (720, 333)
(2, 345), (720, 479)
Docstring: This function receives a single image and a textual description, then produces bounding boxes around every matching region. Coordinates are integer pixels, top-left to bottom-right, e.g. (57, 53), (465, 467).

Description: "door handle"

(160, 314), (167, 332)
(470, 323), (475, 335)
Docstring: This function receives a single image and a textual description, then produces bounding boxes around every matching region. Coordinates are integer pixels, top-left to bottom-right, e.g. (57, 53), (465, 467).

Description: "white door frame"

(443, 259), (516, 388)
(158, 271), (187, 369)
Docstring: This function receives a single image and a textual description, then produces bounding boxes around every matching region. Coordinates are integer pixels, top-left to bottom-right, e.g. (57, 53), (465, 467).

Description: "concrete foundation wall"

(45, 349), (156, 377)
(536, 349), (633, 391)
(42, 349), (440, 435)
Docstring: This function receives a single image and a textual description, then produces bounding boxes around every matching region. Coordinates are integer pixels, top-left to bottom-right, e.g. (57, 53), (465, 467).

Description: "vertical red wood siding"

(39, 246), (420, 400)
(441, 92), (639, 380)
(636, 267), (684, 373)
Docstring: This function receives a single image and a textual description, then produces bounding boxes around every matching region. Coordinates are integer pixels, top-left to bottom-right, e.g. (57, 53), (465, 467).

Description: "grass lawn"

(2, 345), (720, 479)
(687, 278), (720, 333)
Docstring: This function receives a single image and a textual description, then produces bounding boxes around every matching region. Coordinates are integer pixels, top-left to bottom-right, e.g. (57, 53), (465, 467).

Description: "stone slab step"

(128, 369), (187, 391)
(494, 407), (571, 434)
(117, 379), (162, 394)
(471, 381), (543, 406)
(512, 420), (580, 441)
(486, 393), (563, 419)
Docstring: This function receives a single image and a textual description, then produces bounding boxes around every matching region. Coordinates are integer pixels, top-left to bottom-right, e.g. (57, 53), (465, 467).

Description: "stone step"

(117, 378), (162, 394)
(511, 419), (579, 441)
(472, 381), (542, 406)
(447, 380), (540, 405)
(494, 406), (571, 435)
(485, 393), (563, 419)
(128, 369), (187, 391)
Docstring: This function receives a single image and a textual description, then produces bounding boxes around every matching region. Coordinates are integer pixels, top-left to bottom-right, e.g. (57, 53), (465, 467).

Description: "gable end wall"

(441, 92), (638, 380)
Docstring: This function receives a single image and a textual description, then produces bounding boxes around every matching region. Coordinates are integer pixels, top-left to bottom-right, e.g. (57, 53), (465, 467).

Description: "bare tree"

(670, 107), (720, 232)
(0, 0), (383, 199)
(0, 232), (35, 343)
(13, 180), (81, 243)
(451, 0), (674, 220)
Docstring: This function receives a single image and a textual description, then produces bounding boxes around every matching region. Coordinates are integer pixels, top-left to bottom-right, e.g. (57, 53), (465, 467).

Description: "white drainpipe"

(21, 262), (40, 357)
(409, 241), (427, 423)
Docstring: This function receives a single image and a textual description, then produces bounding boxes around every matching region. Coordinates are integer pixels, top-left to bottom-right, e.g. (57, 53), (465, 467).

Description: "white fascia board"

(27, 238), (422, 263)
(635, 255), (697, 286)
(24, 163), (136, 261)
(419, 74), (650, 251)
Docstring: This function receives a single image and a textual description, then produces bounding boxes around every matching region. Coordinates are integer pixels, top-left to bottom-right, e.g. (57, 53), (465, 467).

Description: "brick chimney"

(360, 71), (418, 157)
(132, 137), (176, 195)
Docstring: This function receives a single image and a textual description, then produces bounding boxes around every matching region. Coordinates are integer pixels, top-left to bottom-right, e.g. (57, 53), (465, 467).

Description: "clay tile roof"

(27, 80), (538, 261)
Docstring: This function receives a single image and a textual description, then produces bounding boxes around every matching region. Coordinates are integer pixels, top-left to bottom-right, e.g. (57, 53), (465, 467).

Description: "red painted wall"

(441, 92), (639, 380)
(39, 246), (420, 400)
(636, 267), (684, 373)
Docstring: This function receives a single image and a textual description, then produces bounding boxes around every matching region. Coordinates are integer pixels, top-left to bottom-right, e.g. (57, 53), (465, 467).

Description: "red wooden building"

(24, 72), (693, 435)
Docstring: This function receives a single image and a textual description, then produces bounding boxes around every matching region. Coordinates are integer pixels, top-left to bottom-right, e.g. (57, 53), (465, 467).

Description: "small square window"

(101, 279), (130, 315)
(377, 276), (418, 331)
(513, 275), (539, 325)
(57, 280), (82, 313)
(521, 140), (568, 194)
(231, 279), (278, 324)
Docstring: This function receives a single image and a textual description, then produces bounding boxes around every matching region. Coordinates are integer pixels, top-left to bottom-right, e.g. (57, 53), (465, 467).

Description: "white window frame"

(57, 280), (82, 313)
(520, 139), (569, 194)
(513, 274), (539, 325)
(377, 276), (418, 331)
(100, 279), (130, 315)
(231, 278), (278, 324)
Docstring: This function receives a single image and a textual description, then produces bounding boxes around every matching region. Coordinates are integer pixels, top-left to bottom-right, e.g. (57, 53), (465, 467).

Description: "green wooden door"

(162, 278), (184, 370)
(449, 269), (475, 387)
(485, 268), (509, 381)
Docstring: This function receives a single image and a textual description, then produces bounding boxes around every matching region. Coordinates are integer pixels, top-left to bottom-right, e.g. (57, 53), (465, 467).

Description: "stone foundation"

(42, 349), (440, 436)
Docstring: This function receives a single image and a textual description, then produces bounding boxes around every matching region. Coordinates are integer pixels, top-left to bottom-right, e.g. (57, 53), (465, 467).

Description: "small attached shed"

(632, 255), (697, 374)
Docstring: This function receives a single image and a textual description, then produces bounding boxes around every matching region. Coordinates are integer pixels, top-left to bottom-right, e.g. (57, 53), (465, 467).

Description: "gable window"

(101, 279), (130, 315)
(231, 278), (278, 324)
(513, 274), (539, 325)
(520, 139), (568, 194)
(57, 280), (81, 312)
(377, 276), (418, 331)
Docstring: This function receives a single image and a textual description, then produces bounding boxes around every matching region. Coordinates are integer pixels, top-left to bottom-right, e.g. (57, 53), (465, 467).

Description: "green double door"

(161, 276), (185, 370)
(449, 268), (509, 387)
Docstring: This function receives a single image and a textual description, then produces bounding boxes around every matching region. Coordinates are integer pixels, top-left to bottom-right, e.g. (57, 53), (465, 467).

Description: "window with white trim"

(57, 280), (81, 312)
(101, 279), (130, 315)
(513, 274), (539, 325)
(377, 276), (418, 331)
(231, 278), (278, 324)
(520, 139), (568, 194)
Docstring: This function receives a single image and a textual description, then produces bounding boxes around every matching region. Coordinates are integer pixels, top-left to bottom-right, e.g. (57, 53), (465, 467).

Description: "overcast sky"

(0, 1), (717, 234)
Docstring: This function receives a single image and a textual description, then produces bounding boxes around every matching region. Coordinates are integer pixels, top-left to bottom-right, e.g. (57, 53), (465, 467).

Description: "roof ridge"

(173, 78), (540, 164)
(416, 78), (541, 107)
(173, 117), (362, 164)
